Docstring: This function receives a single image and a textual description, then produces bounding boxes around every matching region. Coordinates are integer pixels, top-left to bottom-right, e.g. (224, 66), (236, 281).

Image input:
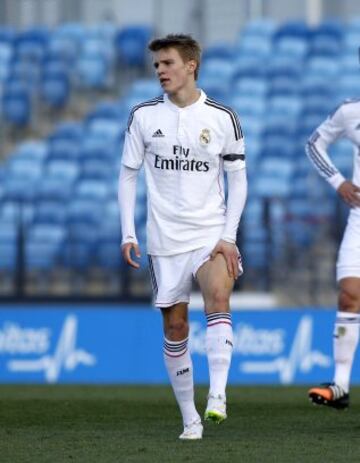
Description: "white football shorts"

(148, 242), (243, 308)
(336, 211), (360, 281)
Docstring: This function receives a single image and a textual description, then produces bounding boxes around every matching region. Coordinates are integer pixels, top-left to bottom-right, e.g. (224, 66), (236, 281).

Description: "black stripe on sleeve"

(127, 96), (164, 132)
(306, 131), (337, 178)
(223, 154), (245, 161)
(205, 98), (243, 141)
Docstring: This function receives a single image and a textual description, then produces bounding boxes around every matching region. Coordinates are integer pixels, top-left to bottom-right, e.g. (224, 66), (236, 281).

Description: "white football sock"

(163, 337), (200, 426)
(333, 311), (360, 393)
(206, 312), (233, 397)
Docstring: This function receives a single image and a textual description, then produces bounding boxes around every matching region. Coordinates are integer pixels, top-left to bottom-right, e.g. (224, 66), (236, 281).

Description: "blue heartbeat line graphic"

(239, 316), (331, 384)
(7, 315), (96, 383)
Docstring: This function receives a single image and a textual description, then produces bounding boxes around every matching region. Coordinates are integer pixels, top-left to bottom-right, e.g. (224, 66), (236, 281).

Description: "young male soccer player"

(306, 98), (360, 409)
(118, 34), (247, 439)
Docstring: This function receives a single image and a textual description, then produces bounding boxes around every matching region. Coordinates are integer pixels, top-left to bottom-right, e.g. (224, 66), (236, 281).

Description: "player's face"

(153, 47), (196, 95)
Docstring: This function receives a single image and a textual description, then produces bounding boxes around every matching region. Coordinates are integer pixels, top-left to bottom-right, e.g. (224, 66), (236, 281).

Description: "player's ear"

(187, 59), (196, 74)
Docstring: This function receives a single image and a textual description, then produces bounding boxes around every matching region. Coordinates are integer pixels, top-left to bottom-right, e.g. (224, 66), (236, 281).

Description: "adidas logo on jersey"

(152, 129), (165, 137)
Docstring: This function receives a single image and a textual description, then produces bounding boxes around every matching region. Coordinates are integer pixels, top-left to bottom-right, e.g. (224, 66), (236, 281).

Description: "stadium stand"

(0, 18), (357, 300)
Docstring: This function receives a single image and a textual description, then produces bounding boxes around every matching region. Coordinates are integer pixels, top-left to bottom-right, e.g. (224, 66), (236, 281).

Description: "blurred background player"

(118, 34), (247, 438)
(306, 97), (360, 409)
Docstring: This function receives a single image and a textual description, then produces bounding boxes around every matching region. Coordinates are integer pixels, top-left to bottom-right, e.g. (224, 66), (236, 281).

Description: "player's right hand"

(121, 242), (141, 269)
(337, 181), (360, 208)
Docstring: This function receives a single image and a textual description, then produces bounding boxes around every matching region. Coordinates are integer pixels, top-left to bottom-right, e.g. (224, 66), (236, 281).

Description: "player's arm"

(118, 164), (141, 268)
(305, 103), (360, 206)
(211, 168), (247, 279)
(118, 111), (145, 268)
(211, 115), (247, 279)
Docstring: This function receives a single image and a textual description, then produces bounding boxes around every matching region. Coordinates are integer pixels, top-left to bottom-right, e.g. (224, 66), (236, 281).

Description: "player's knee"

(339, 288), (360, 313)
(166, 319), (189, 341)
(206, 288), (230, 312)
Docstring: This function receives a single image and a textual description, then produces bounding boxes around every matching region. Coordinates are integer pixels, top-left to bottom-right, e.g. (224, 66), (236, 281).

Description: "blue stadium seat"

(80, 159), (113, 181)
(48, 139), (81, 161)
(81, 36), (115, 64)
(301, 74), (334, 97)
(79, 136), (116, 163)
(240, 116), (264, 137)
(264, 115), (297, 138)
(14, 27), (49, 62)
(95, 214), (122, 270)
(242, 19), (277, 38)
(233, 55), (268, 78)
(67, 198), (102, 225)
(87, 119), (124, 142)
(86, 100), (124, 123)
(306, 56), (340, 78)
(14, 140), (49, 163)
(95, 240), (122, 270)
(6, 59), (41, 89)
(256, 157), (294, 197)
(1, 81), (32, 126)
(0, 40), (12, 59)
(232, 77), (268, 97)
(0, 200), (34, 223)
(339, 74), (360, 98)
(40, 66), (71, 108)
(231, 95), (266, 117)
(344, 29), (360, 54)
(33, 200), (68, 225)
(47, 33), (78, 65)
(268, 95), (302, 117)
(268, 55), (303, 79)
(114, 25), (152, 67)
(46, 159), (80, 183)
(310, 33), (342, 57)
(262, 134), (296, 158)
(275, 37), (309, 59)
(0, 222), (18, 272)
(76, 52), (110, 89)
(302, 94), (334, 114)
(237, 35), (272, 59)
(340, 52), (360, 73)
(87, 23), (117, 42)
(37, 176), (75, 202)
(2, 176), (38, 203)
(75, 179), (110, 201)
(0, 26), (16, 44)
(128, 78), (161, 100)
(269, 76), (300, 96)
(274, 20), (309, 40)
(7, 158), (43, 179)
(48, 121), (84, 143)
(25, 223), (66, 271)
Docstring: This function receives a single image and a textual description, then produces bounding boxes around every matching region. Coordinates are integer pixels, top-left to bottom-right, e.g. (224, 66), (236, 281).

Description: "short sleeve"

(222, 110), (246, 172)
(121, 111), (145, 169)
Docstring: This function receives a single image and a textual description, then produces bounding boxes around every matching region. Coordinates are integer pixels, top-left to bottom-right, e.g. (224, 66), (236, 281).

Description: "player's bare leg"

(197, 254), (235, 423)
(161, 303), (202, 439)
(309, 277), (360, 409)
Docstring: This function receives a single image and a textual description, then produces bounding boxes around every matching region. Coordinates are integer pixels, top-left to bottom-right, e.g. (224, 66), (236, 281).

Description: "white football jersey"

(306, 99), (360, 210)
(121, 90), (246, 256)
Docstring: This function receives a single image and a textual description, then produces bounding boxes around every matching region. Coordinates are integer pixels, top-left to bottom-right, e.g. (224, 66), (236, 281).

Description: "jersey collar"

(164, 89), (207, 111)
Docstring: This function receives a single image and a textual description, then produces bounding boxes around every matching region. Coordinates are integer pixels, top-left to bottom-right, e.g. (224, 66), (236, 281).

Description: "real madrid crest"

(200, 128), (211, 146)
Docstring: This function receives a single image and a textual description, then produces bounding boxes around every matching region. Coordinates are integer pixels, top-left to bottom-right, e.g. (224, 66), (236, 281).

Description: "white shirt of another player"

(122, 90), (245, 256)
(306, 99), (360, 214)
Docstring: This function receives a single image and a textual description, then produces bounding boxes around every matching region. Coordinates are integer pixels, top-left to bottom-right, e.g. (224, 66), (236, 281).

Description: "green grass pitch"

(0, 385), (359, 462)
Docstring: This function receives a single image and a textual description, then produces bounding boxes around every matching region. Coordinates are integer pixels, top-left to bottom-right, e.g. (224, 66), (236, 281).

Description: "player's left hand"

(210, 239), (240, 279)
(337, 180), (360, 208)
